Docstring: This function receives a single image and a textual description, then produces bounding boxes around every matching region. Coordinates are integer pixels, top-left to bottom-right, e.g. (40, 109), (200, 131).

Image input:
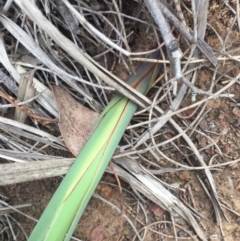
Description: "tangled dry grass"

(1, 0), (240, 240)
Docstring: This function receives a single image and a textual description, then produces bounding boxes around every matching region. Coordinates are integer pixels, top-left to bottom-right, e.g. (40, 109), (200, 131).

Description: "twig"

(8, 2), (159, 110)
(0, 203), (31, 215)
(159, 0), (217, 66)
(145, 0), (183, 94)
(0, 89), (57, 124)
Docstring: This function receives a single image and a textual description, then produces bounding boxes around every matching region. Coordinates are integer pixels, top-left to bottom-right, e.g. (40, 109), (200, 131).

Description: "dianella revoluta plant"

(29, 50), (161, 241)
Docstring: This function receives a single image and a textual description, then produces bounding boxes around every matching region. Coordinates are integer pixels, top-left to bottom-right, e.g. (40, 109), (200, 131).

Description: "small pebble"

(209, 234), (221, 240)
(90, 227), (107, 241)
(178, 230), (189, 237)
(149, 202), (164, 217)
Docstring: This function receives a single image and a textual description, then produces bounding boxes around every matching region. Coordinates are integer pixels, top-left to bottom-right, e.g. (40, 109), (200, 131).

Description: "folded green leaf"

(28, 50), (161, 241)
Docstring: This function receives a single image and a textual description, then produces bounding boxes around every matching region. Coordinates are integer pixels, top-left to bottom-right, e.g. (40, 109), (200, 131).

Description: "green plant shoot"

(28, 50), (161, 241)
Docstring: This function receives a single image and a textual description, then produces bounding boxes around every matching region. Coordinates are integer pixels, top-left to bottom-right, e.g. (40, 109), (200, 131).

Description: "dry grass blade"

(15, 65), (58, 117)
(0, 14), (95, 102)
(0, 36), (20, 82)
(0, 23), (58, 117)
(0, 204), (31, 215)
(14, 71), (36, 123)
(0, 159), (75, 186)
(159, 0), (217, 66)
(11, 0), (150, 109)
(110, 158), (207, 241)
(133, 0), (225, 225)
(0, 116), (65, 149)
